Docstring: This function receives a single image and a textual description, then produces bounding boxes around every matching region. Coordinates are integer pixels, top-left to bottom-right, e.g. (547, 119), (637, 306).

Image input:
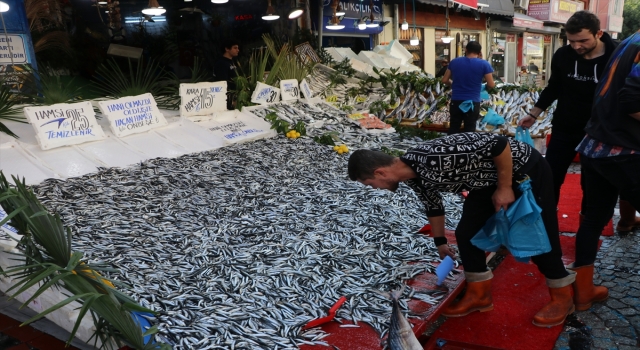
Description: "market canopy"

(479, 0), (515, 16)
(416, 0), (514, 16)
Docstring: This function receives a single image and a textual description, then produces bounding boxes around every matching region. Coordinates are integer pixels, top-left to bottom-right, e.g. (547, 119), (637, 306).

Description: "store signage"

(300, 78), (313, 99)
(235, 14), (253, 21)
(251, 82), (280, 105)
(24, 101), (107, 150)
(527, 0), (550, 21)
(280, 79), (300, 101)
(544, 35), (552, 44)
(98, 93), (168, 138)
(513, 16), (544, 29)
(506, 34), (516, 42)
(0, 35), (27, 64)
(528, 0), (583, 23)
(322, 0), (381, 18)
(179, 81), (228, 117)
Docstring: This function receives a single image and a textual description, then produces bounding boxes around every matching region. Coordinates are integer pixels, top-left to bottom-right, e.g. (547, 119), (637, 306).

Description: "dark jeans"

(455, 155), (568, 279)
(448, 100), (480, 135)
(575, 155), (640, 266)
(545, 130), (587, 206)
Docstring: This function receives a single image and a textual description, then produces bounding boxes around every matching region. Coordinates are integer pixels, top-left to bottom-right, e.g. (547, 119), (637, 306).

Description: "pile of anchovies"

(32, 138), (463, 349)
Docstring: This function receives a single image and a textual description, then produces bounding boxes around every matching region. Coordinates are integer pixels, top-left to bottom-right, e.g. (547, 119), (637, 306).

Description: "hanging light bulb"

(356, 19), (366, 29)
(142, 0), (166, 16)
(400, 0), (408, 30)
(441, 0), (453, 44)
(212, 0), (229, 3)
(357, 0), (366, 30)
(410, 29), (419, 45)
(262, 0), (280, 20)
(409, 0), (419, 45)
(335, 3), (345, 16)
(288, 7), (304, 19)
(326, 15), (344, 30)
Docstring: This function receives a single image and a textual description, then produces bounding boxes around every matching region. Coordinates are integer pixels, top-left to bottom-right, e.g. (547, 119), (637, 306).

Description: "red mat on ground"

(428, 236), (584, 350)
(557, 174), (613, 236)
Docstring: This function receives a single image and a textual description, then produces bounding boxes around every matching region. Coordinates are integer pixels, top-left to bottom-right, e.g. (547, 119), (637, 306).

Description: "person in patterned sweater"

(348, 132), (575, 327)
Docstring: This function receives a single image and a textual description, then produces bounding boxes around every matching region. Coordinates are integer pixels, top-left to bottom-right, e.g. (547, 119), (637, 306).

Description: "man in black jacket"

(572, 30), (640, 312)
(518, 11), (640, 231)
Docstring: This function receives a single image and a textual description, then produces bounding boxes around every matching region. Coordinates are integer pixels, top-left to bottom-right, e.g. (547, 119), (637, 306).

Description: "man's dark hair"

(466, 41), (482, 55)
(565, 11), (600, 35)
(221, 39), (239, 53)
(348, 150), (396, 181)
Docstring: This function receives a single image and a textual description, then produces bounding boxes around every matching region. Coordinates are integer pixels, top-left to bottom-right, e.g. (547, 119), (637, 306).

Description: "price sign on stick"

(251, 82), (281, 105)
(179, 81), (227, 117)
(280, 79), (300, 101)
(299, 78), (313, 99)
(98, 93), (168, 138)
(24, 101), (107, 150)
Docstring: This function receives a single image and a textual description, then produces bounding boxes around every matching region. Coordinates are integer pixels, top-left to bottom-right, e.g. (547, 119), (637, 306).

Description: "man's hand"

(437, 244), (457, 260)
(518, 115), (536, 128)
(492, 186), (515, 212)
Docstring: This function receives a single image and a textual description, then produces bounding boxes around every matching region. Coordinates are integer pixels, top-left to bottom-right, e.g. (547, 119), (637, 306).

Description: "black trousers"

(576, 154), (640, 267)
(545, 130), (587, 206)
(448, 100), (480, 135)
(455, 155), (568, 279)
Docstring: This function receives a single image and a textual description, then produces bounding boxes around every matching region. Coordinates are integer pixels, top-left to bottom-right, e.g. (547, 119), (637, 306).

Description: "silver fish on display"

(383, 287), (423, 350)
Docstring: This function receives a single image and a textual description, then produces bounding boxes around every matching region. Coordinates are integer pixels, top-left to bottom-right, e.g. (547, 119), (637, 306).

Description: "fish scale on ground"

(29, 137), (464, 349)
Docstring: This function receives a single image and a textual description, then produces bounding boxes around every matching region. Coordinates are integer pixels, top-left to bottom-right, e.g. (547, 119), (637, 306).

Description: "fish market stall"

(0, 40), (559, 348)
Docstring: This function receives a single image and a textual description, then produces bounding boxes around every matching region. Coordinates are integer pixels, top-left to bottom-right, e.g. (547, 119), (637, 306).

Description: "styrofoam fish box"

(334, 47), (359, 60)
(358, 51), (391, 69)
(324, 47), (345, 64)
(382, 56), (403, 68)
(386, 40), (413, 65)
(349, 58), (378, 79)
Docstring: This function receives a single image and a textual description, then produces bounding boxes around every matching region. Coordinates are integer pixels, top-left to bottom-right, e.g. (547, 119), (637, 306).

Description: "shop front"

(318, 0), (384, 53)
(489, 11), (561, 87)
(399, 0), (488, 75)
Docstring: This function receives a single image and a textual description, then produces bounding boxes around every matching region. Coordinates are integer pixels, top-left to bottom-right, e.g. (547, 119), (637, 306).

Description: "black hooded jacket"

(534, 32), (617, 135)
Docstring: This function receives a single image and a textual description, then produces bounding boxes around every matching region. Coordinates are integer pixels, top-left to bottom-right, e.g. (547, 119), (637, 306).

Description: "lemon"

(333, 146), (340, 151)
(337, 149), (344, 154)
(295, 132), (301, 137)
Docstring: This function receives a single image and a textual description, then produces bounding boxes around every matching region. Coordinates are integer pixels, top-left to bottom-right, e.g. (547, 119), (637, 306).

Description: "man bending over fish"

(348, 132), (575, 327)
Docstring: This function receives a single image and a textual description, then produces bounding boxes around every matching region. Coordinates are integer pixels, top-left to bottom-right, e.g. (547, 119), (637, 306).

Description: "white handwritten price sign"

(179, 81), (227, 117)
(98, 93), (168, 138)
(279, 79), (300, 101)
(299, 78), (313, 99)
(250, 82), (281, 105)
(24, 101), (107, 150)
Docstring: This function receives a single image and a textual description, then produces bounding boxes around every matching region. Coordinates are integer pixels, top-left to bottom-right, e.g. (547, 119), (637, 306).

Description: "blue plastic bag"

(515, 126), (535, 147)
(480, 83), (490, 100)
(471, 179), (552, 262)
(436, 256), (456, 286)
(459, 100), (474, 113)
(482, 108), (505, 127)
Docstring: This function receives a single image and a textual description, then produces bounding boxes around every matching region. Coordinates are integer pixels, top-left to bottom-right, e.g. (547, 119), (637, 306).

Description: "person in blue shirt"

(442, 41), (495, 134)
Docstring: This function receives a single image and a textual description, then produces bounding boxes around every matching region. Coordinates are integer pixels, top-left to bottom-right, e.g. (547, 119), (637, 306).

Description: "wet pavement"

(554, 163), (640, 350)
(554, 227), (640, 350)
